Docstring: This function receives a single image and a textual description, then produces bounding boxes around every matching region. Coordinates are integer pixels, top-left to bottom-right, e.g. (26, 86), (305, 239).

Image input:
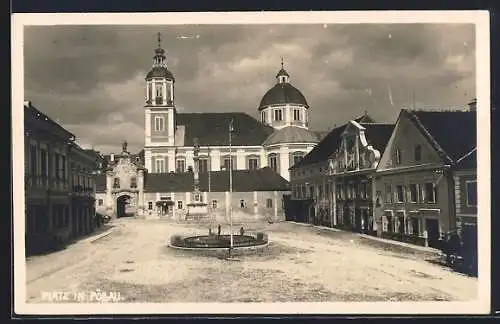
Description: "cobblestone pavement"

(25, 218), (477, 303)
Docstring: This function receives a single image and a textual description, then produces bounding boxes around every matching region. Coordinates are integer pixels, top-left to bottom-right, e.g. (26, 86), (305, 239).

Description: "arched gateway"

(102, 142), (146, 219)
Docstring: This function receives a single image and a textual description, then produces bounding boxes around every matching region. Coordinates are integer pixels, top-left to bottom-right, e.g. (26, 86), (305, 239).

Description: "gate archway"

(116, 194), (131, 218)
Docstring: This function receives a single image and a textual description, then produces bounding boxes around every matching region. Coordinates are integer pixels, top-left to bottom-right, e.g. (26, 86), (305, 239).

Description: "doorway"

(116, 195), (131, 218)
(425, 218), (440, 248)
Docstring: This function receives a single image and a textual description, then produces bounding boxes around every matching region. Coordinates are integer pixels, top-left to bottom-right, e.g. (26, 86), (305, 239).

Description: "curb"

(287, 221), (439, 254)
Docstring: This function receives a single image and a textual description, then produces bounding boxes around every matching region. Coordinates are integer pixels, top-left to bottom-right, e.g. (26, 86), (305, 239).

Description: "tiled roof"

(24, 102), (75, 140)
(176, 112), (274, 146)
(145, 167), (290, 193)
(359, 123), (395, 153)
(290, 114), (375, 169)
(258, 83), (309, 111)
(405, 110), (477, 163)
(263, 126), (320, 146)
(313, 131), (329, 141)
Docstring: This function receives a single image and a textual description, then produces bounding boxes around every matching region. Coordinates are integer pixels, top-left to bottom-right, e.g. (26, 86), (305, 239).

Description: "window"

(155, 158), (165, 173)
(273, 109), (283, 121)
(113, 178), (120, 189)
(293, 109), (301, 121)
(414, 145), (422, 162)
(395, 148), (402, 165)
(411, 218), (419, 235)
(266, 198), (273, 208)
(424, 183), (436, 203)
(336, 184), (342, 200)
(248, 157), (259, 170)
(269, 154), (278, 172)
(199, 158), (209, 173)
(212, 200), (218, 209)
(54, 153), (60, 179)
(385, 184), (392, 203)
(154, 116), (165, 132)
(40, 149), (47, 177)
(409, 184), (418, 203)
(396, 185), (405, 202)
(359, 183), (366, 199)
(293, 153), (303, 165)
(261, 111), (266, 123)
(176, 159), (186, 173)
(466, 181), (477, 207)
(98, 199), (103, 206)
(61, 155), (66, 180)
(222, 156), (235, 171)
(130, 177), (137, 188)
(240, 200), (246, 208)
(177, 201), (183, 209)
(155, 83), (163, 98)
(148, 201), (153, 210)
(29, 145), (37, 176)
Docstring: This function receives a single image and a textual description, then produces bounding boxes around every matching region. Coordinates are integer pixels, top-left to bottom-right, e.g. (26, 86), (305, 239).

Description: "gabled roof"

(24, 101), (75, 140)
(176, 112), (274, 147)
(290, 114), (375, 169)
(405, 110), (477, 164)
(359, 123), (395, 153)
(455, 147), (477, 170)
(263, 126), (320, 146)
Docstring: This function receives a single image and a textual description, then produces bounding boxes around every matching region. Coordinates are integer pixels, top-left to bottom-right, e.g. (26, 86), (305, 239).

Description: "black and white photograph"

(12, 11), (490, 315)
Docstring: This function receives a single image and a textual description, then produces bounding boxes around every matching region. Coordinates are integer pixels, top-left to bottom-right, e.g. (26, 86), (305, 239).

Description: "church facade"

(142, 34), (320, 181)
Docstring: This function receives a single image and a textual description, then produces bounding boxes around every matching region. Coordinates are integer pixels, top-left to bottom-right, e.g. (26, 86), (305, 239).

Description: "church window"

(273, 109), (283, 121)
(155, 158), (165, 173)
(222, 156), (235, 171)
(130, 177), (137, 188)
(176, 158), (186, 173)
(154, 116), (165, 132)
(293, 109), (301, 121)
(268, 154), (278, 172)
(199, 158), (209, 173)
(261, 111), (266, 123)
(156, 84), (163, 97)
(266, 198), (273, 208)
(247, 157), (259, 170)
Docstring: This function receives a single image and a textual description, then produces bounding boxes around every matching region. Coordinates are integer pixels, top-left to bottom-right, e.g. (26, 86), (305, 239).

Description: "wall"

(454, 171), (477, 224)
(374, 169), (454, 237)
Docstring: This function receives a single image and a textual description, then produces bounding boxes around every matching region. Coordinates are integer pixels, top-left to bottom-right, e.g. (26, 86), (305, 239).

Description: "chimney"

(110, 153), (115, 162)
(467, 98), (477, 112)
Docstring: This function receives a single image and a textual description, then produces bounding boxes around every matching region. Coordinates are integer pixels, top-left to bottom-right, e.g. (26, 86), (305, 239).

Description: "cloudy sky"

(24, 23), (475, 154)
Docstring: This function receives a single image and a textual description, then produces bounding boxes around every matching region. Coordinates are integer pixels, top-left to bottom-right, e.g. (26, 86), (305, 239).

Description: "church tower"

(144, 33), (176, 173)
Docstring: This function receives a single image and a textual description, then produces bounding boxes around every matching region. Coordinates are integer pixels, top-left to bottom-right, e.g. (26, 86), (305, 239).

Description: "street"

(25, 218), (477, 303)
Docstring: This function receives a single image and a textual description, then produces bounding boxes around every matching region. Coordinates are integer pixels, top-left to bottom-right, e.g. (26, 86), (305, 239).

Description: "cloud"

(24, 23), (476, 154)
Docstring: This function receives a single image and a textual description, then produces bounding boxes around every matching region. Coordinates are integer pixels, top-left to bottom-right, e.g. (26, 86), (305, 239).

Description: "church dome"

(146, 66), (175, 81)
(263, 126), (319, 146)
(258, 83), (309, 111)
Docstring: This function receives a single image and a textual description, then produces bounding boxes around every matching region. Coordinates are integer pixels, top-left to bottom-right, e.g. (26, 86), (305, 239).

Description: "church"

(141, 33), (320, 181)
(95, 34), (322, 221)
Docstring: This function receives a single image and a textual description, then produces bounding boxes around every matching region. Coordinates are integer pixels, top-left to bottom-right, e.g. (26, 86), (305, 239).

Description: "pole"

(229, 119), (234, 253)
(208, 146), (211, 193)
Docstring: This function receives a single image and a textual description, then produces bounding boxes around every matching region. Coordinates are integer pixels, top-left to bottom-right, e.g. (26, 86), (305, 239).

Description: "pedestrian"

(240, 226), (244, 236)
(217, 224), (221, 238)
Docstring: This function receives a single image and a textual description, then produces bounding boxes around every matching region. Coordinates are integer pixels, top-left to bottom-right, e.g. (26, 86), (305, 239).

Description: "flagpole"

(208, 145), (211, 193)
(229, 119), (234, 254)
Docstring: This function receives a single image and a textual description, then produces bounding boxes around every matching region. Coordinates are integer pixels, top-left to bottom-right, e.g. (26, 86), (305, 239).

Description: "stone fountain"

(186, 138), (209, 221)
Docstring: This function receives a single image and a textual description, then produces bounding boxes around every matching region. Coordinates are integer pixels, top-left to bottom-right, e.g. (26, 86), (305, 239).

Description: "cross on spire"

(157, 32), (162, 48)
(281, 56), (284, 69)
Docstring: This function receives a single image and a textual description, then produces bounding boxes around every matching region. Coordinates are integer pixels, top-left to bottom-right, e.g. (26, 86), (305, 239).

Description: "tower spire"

(157, 32), (162, 48)
(281, 56), (284, 69)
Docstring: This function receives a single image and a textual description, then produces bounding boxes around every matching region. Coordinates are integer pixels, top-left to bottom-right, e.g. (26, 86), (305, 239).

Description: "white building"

(142, 34), (320, 181)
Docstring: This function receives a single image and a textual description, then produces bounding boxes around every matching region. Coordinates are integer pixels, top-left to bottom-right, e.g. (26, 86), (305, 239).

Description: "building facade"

(327, 121), (394, 233)
(140, 35), (319, 182)
(373, 108), (477, 248)
(287, 113), (375, 225)
(24, 101), (103, 255)
(95, 143), (291, 222)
